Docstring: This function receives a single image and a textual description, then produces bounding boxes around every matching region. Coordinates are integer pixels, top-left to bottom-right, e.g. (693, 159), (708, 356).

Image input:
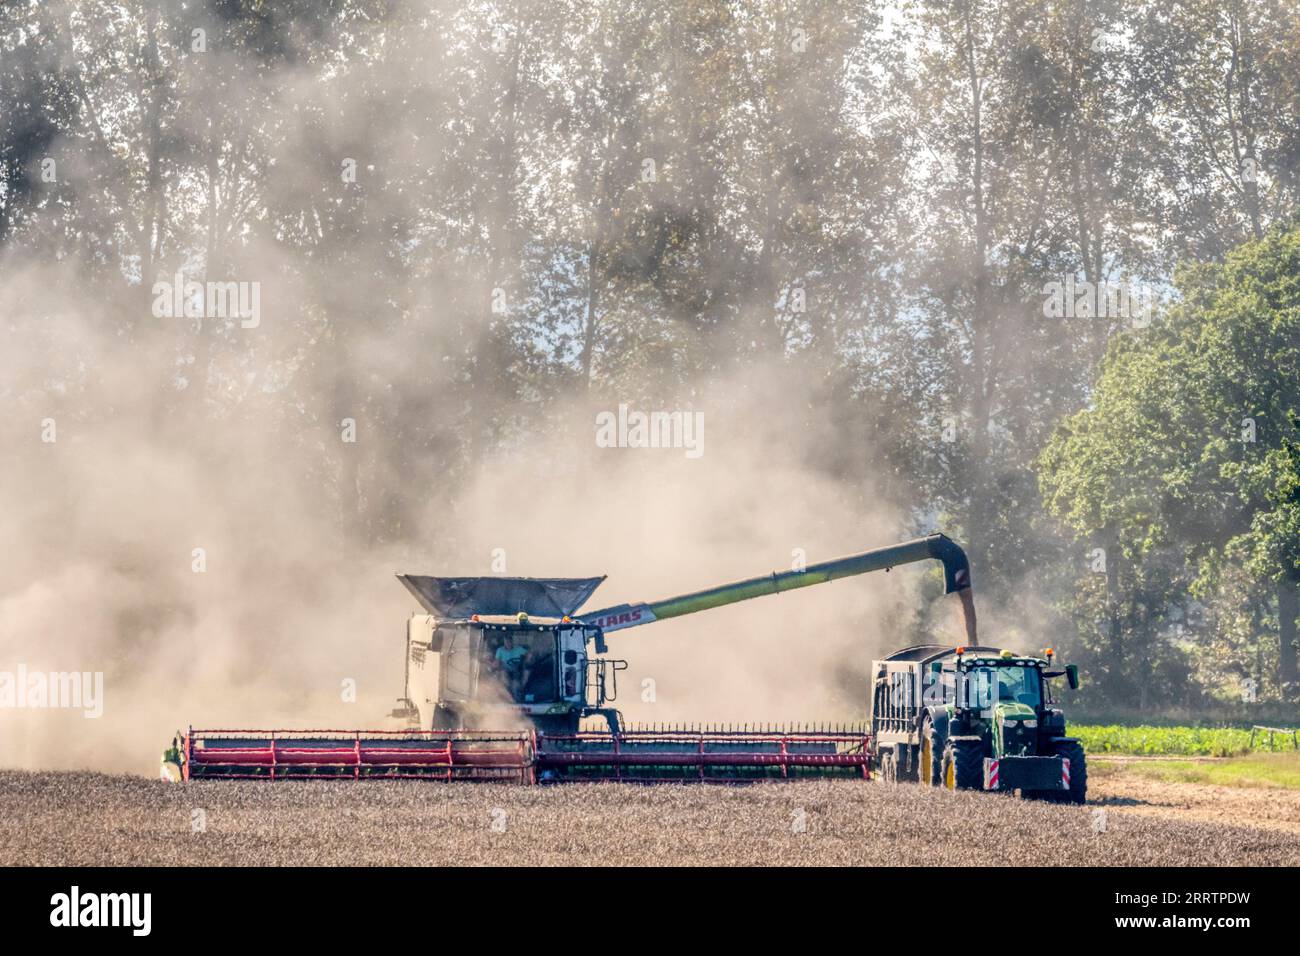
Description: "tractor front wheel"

(943, 739), (984, 790)
(1053, 740), (1088, 804)
(1026, 740), (1088, 803)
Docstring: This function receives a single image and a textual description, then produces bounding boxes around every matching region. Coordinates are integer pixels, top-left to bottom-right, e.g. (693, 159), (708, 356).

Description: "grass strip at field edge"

(1091, 751), (1300, 790)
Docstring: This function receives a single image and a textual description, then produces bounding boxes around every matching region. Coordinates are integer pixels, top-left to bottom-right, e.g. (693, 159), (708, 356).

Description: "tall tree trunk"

(1229, 0), (1264, 240)
(189, 134), (220, 419)
(471, 5), (526, 468)
(1106, 530), (1125, 697)
(137, 7), (164, 312)
(581, 238), (601, 391)
(1279, 576), (1299, 696)
(962, 0), (992, 576)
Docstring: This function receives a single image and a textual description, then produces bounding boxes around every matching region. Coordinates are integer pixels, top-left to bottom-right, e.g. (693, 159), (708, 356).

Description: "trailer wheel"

(877, 749), (897, 784)
(897, 745), (919, 782)
(920, 718), (944, 787)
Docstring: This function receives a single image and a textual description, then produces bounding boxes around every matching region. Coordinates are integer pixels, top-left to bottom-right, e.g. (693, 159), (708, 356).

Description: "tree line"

(3, 0), (1298, 708)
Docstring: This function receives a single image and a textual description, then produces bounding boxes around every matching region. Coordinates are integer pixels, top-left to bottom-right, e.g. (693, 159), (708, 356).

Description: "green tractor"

(869, 644), (1086, 802)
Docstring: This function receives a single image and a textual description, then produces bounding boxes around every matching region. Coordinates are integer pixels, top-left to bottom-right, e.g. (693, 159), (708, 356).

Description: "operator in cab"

(494, 633), (529, 700)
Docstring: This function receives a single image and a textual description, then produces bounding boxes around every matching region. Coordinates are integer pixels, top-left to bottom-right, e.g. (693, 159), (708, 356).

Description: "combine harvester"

(168, 533), (1080, 788)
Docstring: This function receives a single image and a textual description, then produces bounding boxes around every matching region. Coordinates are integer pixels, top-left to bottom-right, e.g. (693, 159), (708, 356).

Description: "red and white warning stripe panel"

(983, 757), (999, 790)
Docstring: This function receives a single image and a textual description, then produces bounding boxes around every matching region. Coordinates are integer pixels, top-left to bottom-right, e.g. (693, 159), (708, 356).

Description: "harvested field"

(2, 770), (1298, 866)
(1090, 764), (1300, 837)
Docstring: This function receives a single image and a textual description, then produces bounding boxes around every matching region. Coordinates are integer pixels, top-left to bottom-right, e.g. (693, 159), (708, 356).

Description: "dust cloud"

(0, 4), (969, 775)
(1, 294), (966, 772)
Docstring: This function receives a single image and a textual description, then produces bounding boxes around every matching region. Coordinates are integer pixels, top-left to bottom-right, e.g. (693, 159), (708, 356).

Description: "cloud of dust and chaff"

(0, 2), (973, 774)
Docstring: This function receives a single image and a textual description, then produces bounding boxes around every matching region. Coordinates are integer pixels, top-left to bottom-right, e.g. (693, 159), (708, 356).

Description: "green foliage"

(1039, 226), (1300, 701)
(1074, 724), (1259, 756)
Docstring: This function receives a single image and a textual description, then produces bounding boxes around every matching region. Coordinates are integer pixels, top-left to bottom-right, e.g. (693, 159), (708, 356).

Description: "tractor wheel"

(943, 739), (985, 790)
(1053, 740), (1088, 804)
(920, 718), (944, 787)
(897, 745), (920, 782)
(877, 749), (897, 784)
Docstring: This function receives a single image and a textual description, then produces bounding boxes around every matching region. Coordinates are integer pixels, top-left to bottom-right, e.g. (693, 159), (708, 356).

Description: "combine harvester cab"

(170, 534), (983, 785)
(868, 644), (1086, 802)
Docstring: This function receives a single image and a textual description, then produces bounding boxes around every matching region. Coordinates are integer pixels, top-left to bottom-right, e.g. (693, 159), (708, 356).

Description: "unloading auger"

(168, 533), (977, 783)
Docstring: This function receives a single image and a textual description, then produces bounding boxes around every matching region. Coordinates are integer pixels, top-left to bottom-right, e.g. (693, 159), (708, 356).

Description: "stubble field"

(2, 768), (1297, 866)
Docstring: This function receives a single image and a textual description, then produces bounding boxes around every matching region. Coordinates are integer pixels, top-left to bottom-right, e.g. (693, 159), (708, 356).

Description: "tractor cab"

(945, 648), (1078, 750)
(954, 649), (1043, 707)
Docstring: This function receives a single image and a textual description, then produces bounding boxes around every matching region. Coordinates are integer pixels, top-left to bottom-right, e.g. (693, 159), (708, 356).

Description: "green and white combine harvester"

(166, 532), (1086, 797)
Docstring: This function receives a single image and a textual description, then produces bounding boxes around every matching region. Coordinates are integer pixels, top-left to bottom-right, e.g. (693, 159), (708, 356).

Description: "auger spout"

(578, 532), (977, 642)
